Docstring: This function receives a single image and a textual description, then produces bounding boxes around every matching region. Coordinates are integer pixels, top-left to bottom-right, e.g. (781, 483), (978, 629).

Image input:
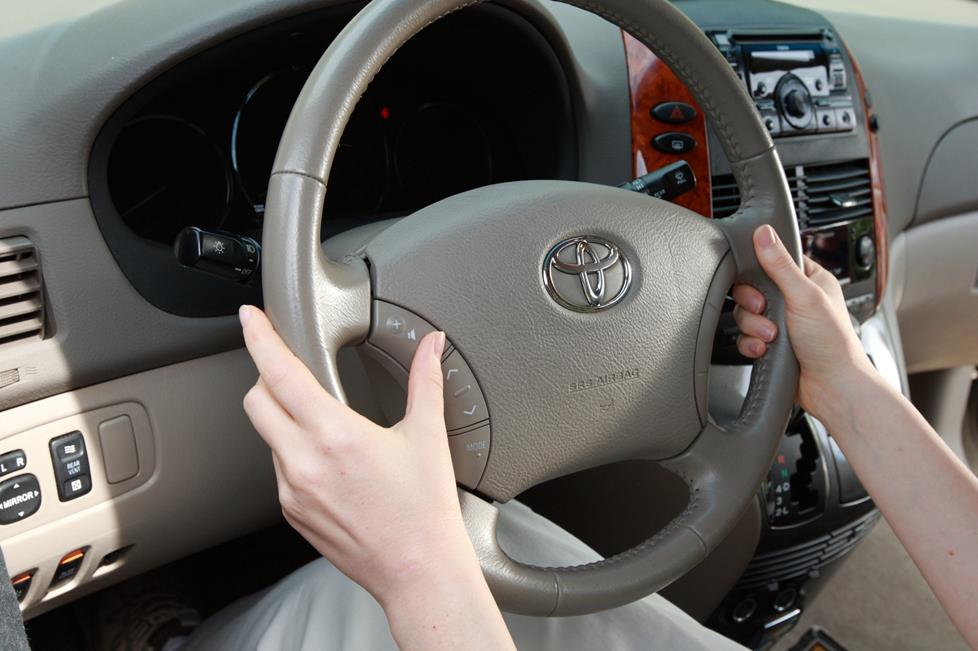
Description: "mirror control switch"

(0, 474), (41, 524)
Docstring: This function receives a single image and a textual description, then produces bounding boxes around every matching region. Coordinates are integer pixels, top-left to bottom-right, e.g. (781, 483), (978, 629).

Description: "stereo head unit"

(710, 30), (856, 138)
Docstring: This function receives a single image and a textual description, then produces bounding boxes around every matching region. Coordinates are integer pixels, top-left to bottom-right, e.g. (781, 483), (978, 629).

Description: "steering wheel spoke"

(263, 172), (372, 404)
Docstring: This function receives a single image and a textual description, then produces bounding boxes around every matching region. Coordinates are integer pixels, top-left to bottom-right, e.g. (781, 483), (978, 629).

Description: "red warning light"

(380, 107), (391, 120)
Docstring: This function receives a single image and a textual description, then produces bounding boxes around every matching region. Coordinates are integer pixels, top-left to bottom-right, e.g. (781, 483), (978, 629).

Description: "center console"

(709, 28), (883, 324)
(625, 15), (893, 648)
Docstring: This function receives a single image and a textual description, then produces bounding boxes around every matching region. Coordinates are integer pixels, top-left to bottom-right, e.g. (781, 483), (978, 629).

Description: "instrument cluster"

(103, 6), (574, 247)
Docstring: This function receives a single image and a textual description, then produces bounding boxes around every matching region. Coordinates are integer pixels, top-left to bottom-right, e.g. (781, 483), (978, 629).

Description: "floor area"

(771, 517), (967, 651)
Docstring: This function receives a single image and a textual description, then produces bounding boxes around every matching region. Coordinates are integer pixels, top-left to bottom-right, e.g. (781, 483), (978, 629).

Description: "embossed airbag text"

(566, 368), (641, 393)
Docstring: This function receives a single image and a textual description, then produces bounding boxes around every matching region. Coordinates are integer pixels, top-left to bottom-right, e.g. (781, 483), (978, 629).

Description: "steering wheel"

(262, 0), (800, 616)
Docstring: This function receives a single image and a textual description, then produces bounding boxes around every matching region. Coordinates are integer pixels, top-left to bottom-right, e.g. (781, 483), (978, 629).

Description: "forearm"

(816, 368), (978, 648)
(382, 547), (516, 651)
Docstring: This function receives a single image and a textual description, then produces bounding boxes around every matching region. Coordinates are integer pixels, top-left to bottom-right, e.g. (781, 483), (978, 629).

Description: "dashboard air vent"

(711, 159), (872, 229)
(0, 237), (44, 346)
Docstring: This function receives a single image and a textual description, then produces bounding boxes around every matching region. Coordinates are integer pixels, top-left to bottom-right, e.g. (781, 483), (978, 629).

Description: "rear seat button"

(11, 571), (33, 602)
(51, 549), (86, 588)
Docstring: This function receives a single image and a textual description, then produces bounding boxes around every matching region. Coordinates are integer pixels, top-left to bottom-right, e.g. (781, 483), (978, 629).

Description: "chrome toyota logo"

(543, 236), (632, 312)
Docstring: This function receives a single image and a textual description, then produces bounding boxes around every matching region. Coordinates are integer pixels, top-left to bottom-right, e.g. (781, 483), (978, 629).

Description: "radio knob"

(857, 235), (876, 269)
(776, 74), (814, 130)
(784, 90), (808, 118)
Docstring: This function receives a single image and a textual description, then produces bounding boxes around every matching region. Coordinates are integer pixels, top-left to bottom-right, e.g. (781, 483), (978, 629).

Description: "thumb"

(402, 331), (447, 431)
(753, 225), (812, 302)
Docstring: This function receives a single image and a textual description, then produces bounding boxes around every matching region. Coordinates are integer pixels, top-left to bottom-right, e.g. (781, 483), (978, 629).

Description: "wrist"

(805, 359), (886, 432)
(381, 543), (508, 650)
(377, 529), (487, 613)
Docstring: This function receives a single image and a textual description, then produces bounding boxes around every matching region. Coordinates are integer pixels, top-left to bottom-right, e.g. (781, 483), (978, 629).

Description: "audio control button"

(448, 425), (491, 489)
(760, 111), (781, 136)
(816, 109), (837, 132)
(834, 107), (856, 131)
(369, 301), (438, 371)
(857, 235), (876, 269)
(442, 351), (489, 432)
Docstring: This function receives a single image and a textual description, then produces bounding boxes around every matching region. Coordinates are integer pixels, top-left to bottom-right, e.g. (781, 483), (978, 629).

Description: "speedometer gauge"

(232, 68), (391, 220)
(231, 69), (308, 217)
(393, 102), (493, 206)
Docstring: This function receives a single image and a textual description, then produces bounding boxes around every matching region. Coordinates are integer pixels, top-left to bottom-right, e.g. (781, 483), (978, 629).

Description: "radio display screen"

(745, 44), (830, 99)
(803, 225), (849, 284)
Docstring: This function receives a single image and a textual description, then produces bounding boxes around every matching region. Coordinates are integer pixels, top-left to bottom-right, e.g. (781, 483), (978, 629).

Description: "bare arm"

(734, 226), (978, 648)
(239, 306), (515, 651)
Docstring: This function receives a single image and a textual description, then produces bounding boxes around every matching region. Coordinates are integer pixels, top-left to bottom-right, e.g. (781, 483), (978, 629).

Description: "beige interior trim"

(0, 349), (280, 620)
(909, 367), (977, 466)
(892, 210), (978, 374)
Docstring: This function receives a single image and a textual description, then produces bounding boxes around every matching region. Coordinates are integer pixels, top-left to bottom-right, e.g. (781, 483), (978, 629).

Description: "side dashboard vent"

(0, 237), (45, 346)
(711, 159), (873, 229)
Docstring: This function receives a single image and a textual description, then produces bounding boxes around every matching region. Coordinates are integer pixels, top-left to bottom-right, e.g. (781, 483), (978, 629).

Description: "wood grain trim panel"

(846, 46), (888, 307)
(623, 32), (712, 218)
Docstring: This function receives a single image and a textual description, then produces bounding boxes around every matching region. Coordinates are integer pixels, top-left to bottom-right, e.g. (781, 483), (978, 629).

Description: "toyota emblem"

(543, 236), (632, 312)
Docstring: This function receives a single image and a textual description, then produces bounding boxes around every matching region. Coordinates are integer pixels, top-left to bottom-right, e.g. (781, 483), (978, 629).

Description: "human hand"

(238, 305), (479, 609)
(731, 225), (876, 420)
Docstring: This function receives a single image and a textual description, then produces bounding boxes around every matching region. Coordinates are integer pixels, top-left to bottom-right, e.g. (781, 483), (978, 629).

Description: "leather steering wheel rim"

(262, 0), (801, 616)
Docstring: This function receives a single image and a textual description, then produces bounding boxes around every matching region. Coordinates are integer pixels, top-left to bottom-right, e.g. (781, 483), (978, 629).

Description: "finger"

(802, 256), (823, 278)
(731, 284), (766, 314)
(802, 256), (844, 296)
(733, 305), (778, 343)
(243, 380), (302, 454)
(753, 225), (816, 303)
(737, 335), (768, 359)
(239, 305), (338, 426)
(401, 331), (447, 432)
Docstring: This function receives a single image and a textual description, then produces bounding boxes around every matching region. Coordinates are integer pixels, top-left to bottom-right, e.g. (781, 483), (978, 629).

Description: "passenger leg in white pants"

(183, 500), (747, 650)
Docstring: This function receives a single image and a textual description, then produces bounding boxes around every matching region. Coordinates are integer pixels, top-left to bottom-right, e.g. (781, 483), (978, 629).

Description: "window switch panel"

(49, 432), (92, 502)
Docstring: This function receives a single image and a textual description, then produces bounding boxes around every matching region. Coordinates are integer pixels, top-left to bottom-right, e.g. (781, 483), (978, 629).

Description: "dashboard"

(1, 0), (978, 641)
(90, 4), (577, 315)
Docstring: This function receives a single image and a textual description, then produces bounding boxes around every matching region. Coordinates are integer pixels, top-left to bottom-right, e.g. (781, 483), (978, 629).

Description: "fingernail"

(750, 297), (764, 313)
(432, 331), (446, 358)
(751, 341), (764, 356)
(756, 225), (779, 250)
(760, 325), (775, 342)
(239, 305), (252, 326)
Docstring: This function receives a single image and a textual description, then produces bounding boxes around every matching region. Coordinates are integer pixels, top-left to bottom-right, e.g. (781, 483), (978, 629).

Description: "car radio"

(709, 30), (856, 138)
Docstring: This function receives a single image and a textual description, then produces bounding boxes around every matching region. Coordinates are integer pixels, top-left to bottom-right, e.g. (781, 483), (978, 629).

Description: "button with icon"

(441, 351), (489, 432)
(369, 301), (440, 371)
(49, 431), (92, 502)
